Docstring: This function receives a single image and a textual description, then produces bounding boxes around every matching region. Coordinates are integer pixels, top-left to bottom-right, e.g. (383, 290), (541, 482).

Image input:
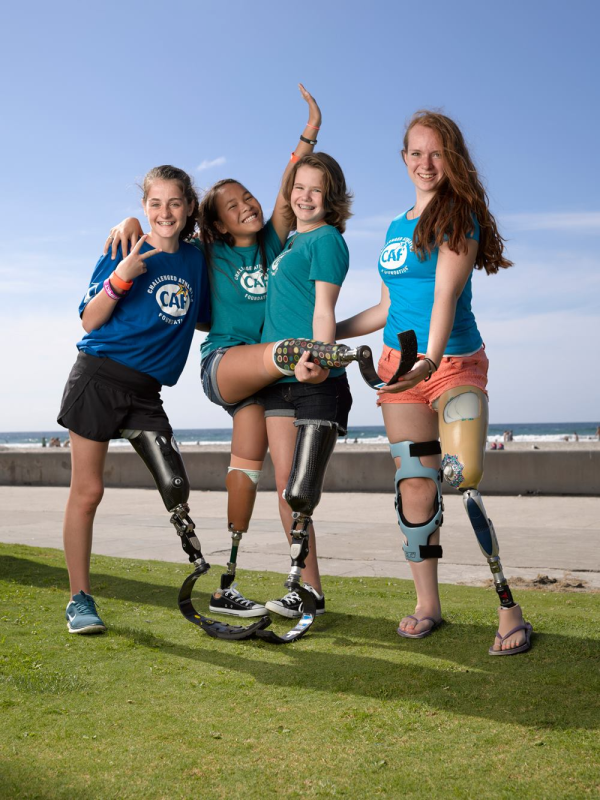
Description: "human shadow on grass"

(4, 552), (600, 731)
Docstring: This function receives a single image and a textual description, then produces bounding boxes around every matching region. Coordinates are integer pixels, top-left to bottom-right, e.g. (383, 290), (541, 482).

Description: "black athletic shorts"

(57, 351), (172, 442)
(259, 374), (352, 436)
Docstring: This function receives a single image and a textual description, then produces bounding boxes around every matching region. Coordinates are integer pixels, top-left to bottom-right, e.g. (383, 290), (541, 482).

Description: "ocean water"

(1, 422), (598, 448)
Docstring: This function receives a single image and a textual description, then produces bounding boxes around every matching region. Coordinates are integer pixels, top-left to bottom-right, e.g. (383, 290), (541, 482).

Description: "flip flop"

(397, 615), (442, 639)
(489, 621), (533, 656)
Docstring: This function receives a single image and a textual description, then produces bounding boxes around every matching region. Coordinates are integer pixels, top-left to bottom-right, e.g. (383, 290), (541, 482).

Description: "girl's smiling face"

(143, 179), (195, 249)
(214, 183), (264, 242)
(403, 124), (446, 195)
(291, 165), (326, 232)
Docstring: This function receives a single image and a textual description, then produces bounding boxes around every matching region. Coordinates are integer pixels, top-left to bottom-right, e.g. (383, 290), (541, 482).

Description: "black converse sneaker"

(209, 583), (267, 618)
(265, 583), (325, 619)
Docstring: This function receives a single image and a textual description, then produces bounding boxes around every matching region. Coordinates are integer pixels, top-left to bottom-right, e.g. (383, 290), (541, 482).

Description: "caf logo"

(156, 283), (190, 318)
(379, 238), (411, 270)
(240, 268), (267, 296)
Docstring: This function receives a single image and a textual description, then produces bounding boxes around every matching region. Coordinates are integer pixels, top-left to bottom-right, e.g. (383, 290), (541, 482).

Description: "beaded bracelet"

(103, 278), (121, 301)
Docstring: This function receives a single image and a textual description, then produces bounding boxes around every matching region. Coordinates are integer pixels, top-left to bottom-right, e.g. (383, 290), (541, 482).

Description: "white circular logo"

(379, 240), (409, 270)
(240, 268), (267, 296)
(155, 283), (190, 318)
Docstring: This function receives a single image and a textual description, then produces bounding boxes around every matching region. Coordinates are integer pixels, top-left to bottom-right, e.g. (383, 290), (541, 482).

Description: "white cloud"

(502, 212), (600, 232)
(196, 156), (227, 173)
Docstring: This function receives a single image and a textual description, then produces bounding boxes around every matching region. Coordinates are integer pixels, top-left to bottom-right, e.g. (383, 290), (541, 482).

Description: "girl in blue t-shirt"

(104, 86), (341, 619)
(338, 112), (532, 656)
(58, 165), (210, 634)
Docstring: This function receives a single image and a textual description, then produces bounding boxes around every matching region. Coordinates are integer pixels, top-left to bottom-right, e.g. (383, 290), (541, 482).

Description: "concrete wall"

(0, 448), (598, 495)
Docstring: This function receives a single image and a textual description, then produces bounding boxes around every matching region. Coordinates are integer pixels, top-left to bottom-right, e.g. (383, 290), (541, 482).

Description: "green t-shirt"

(261, 224), (349, 382)
(197, 220), (284, 359)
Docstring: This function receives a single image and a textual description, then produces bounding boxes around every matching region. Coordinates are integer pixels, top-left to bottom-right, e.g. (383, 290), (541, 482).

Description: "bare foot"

(491, 604), (528, 652)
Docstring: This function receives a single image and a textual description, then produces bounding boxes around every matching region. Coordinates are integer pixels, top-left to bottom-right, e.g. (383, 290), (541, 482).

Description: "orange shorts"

(376, 345), (489, 408)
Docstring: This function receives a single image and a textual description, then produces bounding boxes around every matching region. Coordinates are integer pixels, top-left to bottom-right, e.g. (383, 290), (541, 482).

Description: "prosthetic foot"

(273, 330), (418, 390)
(256, 419), (338, 644)
(122, 429), (270, 640)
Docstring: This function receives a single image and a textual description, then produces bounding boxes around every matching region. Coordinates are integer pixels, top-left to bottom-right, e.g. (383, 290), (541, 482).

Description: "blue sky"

(2, 0), (599, 430)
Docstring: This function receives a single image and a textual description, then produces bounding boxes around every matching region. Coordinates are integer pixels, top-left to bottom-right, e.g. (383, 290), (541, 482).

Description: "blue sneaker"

(65, 591), (106, 634)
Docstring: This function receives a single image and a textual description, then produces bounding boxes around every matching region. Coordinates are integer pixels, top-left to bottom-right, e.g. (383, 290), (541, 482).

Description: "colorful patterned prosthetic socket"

(273, 339), (352, 375)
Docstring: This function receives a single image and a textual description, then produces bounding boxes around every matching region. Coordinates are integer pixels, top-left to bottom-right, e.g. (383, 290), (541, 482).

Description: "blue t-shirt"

(379, 211), (482, 355)
(77, 241), (210, 386)
(194, 220), (284, 359)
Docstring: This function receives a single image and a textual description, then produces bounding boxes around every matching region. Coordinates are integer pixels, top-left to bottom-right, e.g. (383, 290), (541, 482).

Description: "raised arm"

(336, 282), (390, 339)
(102, 217), (146, 260)
(270, 84), (322, 244)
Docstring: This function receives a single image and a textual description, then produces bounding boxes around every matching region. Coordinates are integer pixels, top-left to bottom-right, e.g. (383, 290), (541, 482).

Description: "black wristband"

(300, 134), (318, 145)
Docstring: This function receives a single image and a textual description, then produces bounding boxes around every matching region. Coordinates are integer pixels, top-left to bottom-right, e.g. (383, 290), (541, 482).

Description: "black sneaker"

(209, 583), (267, 618)
(265, 583), (325, 619)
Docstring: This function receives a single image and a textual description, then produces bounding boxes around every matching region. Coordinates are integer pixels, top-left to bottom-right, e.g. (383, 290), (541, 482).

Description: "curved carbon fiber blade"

(254, 585), (317, 645)
(178, 569), (271, 640)
(356, 330), (418, 390)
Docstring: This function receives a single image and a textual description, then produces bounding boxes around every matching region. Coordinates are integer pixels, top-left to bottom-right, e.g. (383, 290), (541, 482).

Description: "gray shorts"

(201, 346), (265, 418)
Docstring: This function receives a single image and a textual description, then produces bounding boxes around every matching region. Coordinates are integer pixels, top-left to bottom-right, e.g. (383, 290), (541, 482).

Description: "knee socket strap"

(390, 440), (443, 562)
(283, 419), (339, 516)
(121, 429), (190, 512)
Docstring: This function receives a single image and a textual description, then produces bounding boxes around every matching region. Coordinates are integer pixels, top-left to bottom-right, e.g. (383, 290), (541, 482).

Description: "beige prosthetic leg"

(435, 387), (516, 608)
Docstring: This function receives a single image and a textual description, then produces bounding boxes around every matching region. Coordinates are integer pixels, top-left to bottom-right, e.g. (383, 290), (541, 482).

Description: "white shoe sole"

(208, 605), (267, 618)
(67, 623), (107, 634)
(265, 601), (326, 619)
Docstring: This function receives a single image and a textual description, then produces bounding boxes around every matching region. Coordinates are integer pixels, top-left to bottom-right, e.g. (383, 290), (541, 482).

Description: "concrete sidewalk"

(1, 486), (599, 589)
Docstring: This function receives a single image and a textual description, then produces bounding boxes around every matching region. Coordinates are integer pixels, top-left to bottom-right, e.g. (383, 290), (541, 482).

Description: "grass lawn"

(1, 542), (599, 799)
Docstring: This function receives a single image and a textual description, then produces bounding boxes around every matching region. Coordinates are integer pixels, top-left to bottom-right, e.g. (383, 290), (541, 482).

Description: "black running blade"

(178, 569), (271, 641)
(254, 584), (317, 645)
(356, 330), (418, 390)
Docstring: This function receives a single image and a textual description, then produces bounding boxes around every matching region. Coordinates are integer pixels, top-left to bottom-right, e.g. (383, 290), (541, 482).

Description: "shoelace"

(72, 594), (100, 615)
(280, 591), (302, 606)
(222, 583), (254, 608)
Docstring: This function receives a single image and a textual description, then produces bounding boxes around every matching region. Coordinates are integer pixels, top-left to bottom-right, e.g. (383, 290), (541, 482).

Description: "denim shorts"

(259, 374), (352, 435)
(57, 351), (172, 442)
(201, 346), (265, 419)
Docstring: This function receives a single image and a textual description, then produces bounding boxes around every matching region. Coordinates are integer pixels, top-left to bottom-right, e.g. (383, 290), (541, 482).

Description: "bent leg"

(63, 431), (108, 596)
(437, 386), (529, 653)
(382, 403), (442, 637)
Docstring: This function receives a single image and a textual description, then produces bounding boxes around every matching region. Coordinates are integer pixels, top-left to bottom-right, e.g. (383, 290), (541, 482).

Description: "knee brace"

(435, 387), (488, 491)
(390, 440), (443, 562)
(121, 429), (205, 568)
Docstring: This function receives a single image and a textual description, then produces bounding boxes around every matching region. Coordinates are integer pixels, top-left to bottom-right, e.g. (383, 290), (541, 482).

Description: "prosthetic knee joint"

(282, 419), (339, 588)
(120, 429), (208, 575)
(390, 440), (443, 562)
(436, 387), (515, 608)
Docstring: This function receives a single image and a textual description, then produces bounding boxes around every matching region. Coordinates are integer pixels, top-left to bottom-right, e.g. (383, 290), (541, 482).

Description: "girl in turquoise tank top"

(338, 112), (532, 657)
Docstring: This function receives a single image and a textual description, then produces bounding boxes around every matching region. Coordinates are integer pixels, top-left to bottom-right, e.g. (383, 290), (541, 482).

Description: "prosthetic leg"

(273, 330), (418, 390)
(121, 430), (270, 640)
(435, 387), (516, 608)
(256, 419), (339, 644)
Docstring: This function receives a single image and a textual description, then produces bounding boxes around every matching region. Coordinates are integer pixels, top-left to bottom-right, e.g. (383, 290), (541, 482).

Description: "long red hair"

(403, 111), (512, 274)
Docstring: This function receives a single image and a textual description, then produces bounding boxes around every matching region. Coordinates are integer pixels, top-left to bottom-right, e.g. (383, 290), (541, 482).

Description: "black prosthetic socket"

(125, 430), (269, 640)
(256, 420), (338, 645)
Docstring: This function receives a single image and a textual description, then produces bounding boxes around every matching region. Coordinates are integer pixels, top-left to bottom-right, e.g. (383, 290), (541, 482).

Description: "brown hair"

(403, 111), (512, 274)
(142, 165), (199, 240)
(195, 179), (268, 278)
(282, 152), (353, 234)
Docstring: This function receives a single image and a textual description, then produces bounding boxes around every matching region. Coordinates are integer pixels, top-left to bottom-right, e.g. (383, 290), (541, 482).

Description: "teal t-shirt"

(261, 224), (349, 382)
(197, 220), (284, 359)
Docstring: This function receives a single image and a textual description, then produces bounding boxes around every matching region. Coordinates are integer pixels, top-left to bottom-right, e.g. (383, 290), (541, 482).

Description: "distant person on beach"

(337, 111), (532, 655)
(106, 86), (353, 623)
(58, 165), (210, 634)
